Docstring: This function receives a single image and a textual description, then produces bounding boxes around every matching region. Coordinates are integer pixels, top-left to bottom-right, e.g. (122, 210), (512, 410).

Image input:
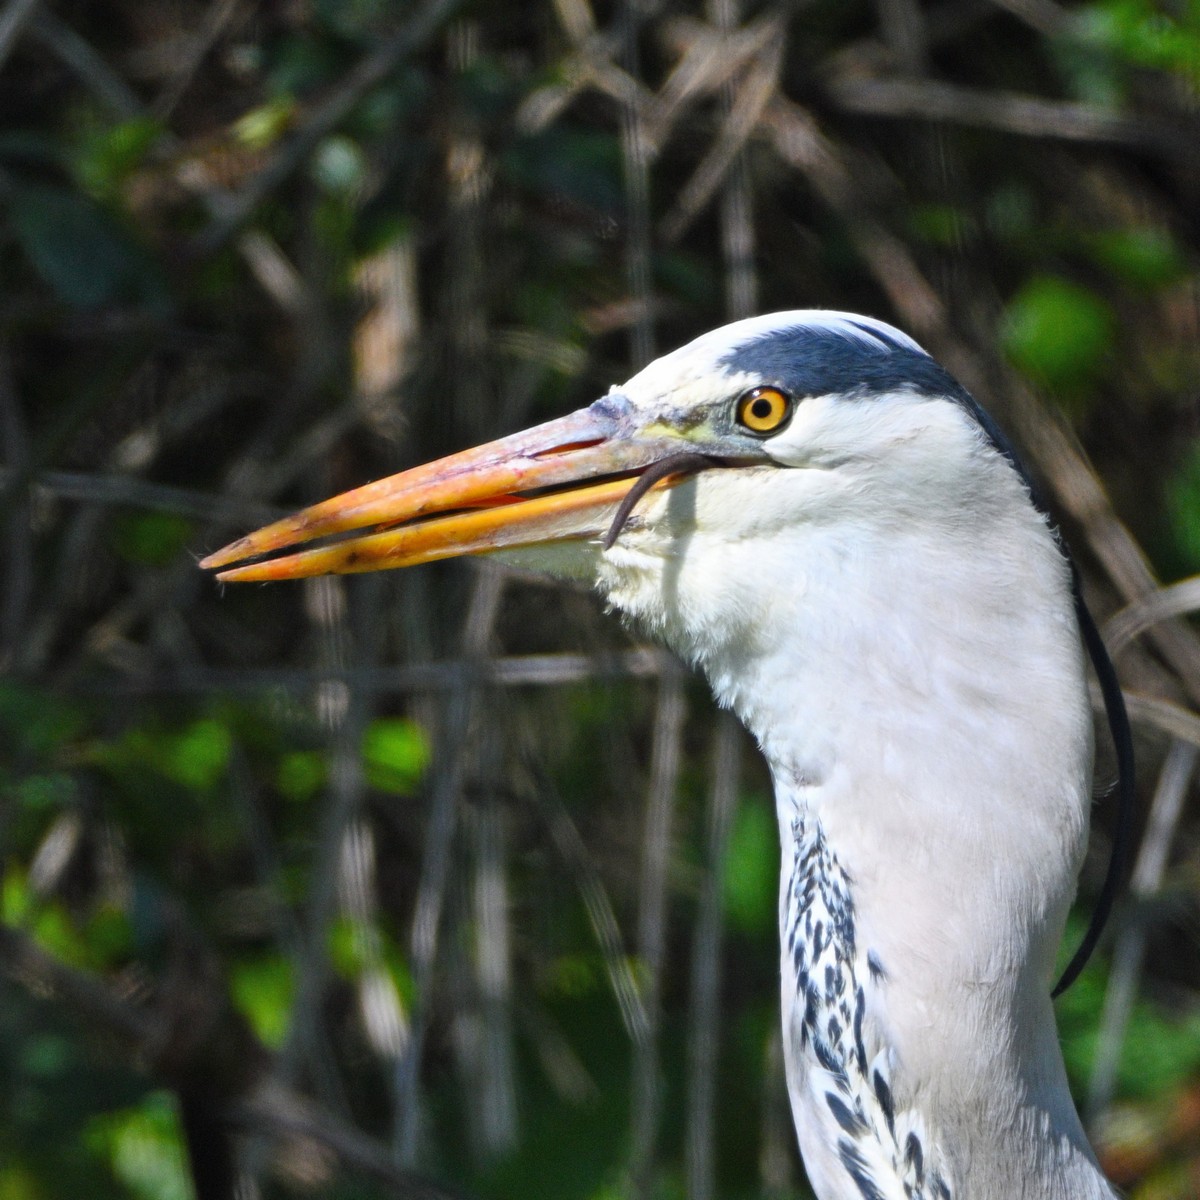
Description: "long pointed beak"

(200, 400), (693, 582)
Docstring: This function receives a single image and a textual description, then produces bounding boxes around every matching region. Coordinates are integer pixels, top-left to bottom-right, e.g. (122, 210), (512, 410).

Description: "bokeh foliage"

(2, 2), (1199, 1199)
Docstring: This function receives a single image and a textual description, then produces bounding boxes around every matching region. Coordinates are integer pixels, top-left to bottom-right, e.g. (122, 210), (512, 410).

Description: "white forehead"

(616, 310), (930, 406)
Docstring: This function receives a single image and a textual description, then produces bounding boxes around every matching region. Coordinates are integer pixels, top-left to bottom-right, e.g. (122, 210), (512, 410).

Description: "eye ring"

(736, 386), (793, 435)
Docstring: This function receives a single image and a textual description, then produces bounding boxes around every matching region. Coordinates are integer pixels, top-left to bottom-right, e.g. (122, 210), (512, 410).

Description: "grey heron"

(204, 311), (1133, 1200)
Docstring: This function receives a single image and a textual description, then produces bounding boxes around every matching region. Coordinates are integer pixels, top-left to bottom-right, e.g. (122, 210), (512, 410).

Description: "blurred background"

(1, 1), (1198, 1197)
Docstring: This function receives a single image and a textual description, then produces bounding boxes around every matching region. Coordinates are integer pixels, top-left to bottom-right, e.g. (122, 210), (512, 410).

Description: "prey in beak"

(200, 396), (718, 582)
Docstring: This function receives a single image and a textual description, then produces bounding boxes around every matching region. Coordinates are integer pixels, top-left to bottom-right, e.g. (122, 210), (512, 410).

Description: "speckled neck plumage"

(783, 808), (952, 1200)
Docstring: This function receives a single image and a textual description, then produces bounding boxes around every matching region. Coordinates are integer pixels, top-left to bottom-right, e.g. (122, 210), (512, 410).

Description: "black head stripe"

(720, 321), (1030, 488)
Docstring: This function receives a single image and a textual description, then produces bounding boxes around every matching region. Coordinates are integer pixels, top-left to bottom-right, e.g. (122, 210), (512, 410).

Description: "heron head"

(203, 311), (1027, 573)
(202, 311), (1044, 668)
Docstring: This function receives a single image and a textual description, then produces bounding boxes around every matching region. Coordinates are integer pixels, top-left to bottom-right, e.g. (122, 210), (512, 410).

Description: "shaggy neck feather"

(600, 466), (1114, 1199)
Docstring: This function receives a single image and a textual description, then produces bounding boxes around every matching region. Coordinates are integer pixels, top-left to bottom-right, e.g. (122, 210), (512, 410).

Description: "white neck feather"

(597, 430), (1116, 1199)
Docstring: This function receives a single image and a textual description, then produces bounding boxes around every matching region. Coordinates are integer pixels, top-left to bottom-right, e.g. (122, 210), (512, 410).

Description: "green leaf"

(7, 183), (166, 309)
(1166, 442), (1200, 571)
(362, 717), (429, 795)
(2, 875), (98, 972)
(328, 914), (367, 978)
(0, 682), (85, 760)
(276, 749), (326, 801)
(13, 773), (75, 812)
(19, 1034), (72, 1079)
(909, 203), (975, 247)
(2, 869), (32, 924)
(544, 953), (600, 998)
(1058, 945), (1200, 1099)
(86, 905), (134, 966)
(90, 717), (232, 793)
(0, 1164), (42, 1200)
(31, 904), (92, 968)
(159, 719), (232, 791)
(314, 0), (393, 37)
(1087, 226), (1185, 289)
(721, 798), (777, 935)
(232, 97), (297, 150)
(230, 955), (295, 1049)
(328, 916), (415, 1007)
(1078, 0), (1200, 88)
(110, 512), (193, 567)
(74, 117), (164, 201)
(999, 275), (1115, 388)
(85, 1092), (191, 1200)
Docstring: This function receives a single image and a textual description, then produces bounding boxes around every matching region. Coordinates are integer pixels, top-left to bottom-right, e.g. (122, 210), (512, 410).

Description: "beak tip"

(199, 545), (241, 571)
(213, 563), (269, 583)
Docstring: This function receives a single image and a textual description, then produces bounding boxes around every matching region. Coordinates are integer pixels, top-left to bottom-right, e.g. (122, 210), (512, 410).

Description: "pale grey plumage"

(590, 313), (1118, 1199)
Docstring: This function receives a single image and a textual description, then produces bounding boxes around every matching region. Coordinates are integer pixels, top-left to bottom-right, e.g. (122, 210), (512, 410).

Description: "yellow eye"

(736, 386), (792, 435)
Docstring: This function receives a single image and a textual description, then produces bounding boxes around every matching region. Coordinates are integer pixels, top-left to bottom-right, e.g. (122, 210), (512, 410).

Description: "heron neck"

(701, 546), (1114, 1199)
(601, 469), (1115, 1196)
(771, 784), (1114, 1200)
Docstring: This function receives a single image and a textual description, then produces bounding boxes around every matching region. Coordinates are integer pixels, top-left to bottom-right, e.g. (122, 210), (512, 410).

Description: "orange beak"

(200, 398), (708, 582)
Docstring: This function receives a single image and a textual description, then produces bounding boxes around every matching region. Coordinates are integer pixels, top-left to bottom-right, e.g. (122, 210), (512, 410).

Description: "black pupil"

(751, 397), (774, 420)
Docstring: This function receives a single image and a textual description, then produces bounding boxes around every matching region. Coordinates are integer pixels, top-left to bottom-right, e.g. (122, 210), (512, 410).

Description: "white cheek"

(765, 391), (979, 480)
(762, 393), (841, 466)
(597, 480), (809, 664)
